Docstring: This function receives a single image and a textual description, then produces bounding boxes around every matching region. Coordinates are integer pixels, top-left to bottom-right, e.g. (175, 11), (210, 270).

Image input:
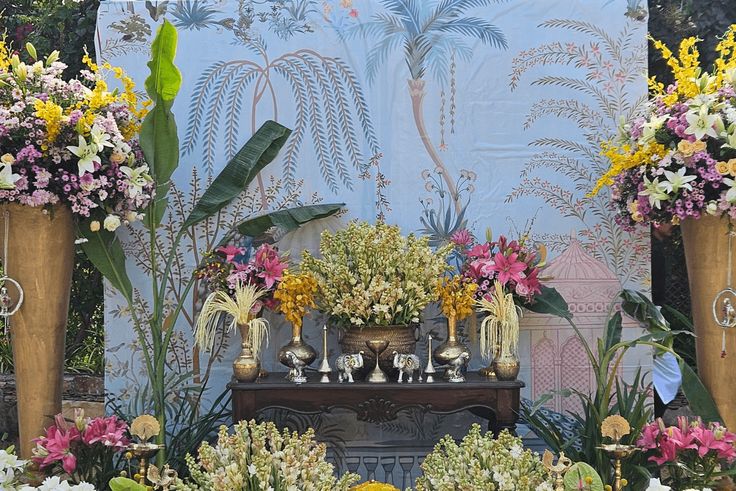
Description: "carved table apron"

(230, 373), (524, 435)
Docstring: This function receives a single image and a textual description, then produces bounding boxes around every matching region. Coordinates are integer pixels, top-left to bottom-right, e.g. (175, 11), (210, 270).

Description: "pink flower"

(254, 244), (278, 268)
(488, 252), (526, 285)
(217, 245), (244, 263)
(467, 243), (490, 259)
(258, 255), (288, 289)
(33, 425), (80, 474)
(82, 416), (129, 449)
(638, 422), (660, 449)
(450, 229), (472, 247)
(691, 425), (736, 460)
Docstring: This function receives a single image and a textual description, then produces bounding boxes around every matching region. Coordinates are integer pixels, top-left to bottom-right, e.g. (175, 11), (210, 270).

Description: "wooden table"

(229, 373), (524, 435)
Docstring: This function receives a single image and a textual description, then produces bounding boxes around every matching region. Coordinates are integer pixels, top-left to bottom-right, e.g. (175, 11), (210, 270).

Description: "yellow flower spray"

(274, 271), (318, 332)
(436, 276), (477, 322)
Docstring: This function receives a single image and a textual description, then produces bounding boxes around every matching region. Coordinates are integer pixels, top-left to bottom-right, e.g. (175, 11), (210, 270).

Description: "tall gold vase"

(0, 204), (74, 457)
(681, 215), (736, 429)
(233, 322), (260, 383)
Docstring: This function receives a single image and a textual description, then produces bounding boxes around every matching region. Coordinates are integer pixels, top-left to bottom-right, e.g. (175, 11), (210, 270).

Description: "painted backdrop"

(97, 0), (649, 482)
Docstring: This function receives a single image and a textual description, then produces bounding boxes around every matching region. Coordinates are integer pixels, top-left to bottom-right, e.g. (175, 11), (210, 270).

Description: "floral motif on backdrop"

(96, 0), (648, 460)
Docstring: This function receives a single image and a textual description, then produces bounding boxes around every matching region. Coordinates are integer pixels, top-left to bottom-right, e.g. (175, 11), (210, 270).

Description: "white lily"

(662, 167), (697, 193)
(67, 135), (100, 175)
(724, 124), (736, 149)
(88, 124), (113, 150)
(640, 114), (669, 144)
(120, 165), (153, 198)
(685, 105), (721, 140)
(723, 177), (736, 203)
(0, 164), (21, 190)
(639, 176), (670, 209)
(646, 478), (671, 491)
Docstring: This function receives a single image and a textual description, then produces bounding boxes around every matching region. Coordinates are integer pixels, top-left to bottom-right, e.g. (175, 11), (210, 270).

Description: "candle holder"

(318, 325), (332, 383)
(424, 334), (436, 383)
(598, 415), (638, 491)
(542, 449), (572, 491)
(125, 442), (164, 486)
(365, 339), (390, 383)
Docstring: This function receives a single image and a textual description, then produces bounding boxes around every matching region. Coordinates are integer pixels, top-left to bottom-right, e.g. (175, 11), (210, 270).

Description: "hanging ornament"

(0, 211), (24, 335)
(712, 226), (736, 357)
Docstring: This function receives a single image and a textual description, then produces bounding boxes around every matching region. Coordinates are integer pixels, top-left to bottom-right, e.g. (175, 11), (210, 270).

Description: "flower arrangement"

(174, 420), (360, 490)
(302, 221), (451, 328)
(477, 281), (522, 361)
(414, 424), (553, 491)
(0, 446), (28, 489)
(195, 243), (288, 312)
(0, 41), (153, 231)
(591, 26), (736, 228)
(436, 275), (477, 322)
(32, 410), (128, 488)
(194, 282), (270, 357)
(450, 230), (544, 304)
(638, 417), (736, 489)
(274, 271), (318, 329)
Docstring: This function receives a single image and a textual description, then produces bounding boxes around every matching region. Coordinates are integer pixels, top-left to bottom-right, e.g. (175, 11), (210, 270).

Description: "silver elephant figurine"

(446, 352), (470, 383)
(284, 351), (307, 384)
(335, 352), (364, 383)
(393, 351), (422, 383)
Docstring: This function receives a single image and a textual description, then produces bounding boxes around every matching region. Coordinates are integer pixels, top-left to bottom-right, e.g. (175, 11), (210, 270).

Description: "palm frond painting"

(183, 6), (380, 201)
(506, 17), (649, 285)
(349, 0), (509, 215)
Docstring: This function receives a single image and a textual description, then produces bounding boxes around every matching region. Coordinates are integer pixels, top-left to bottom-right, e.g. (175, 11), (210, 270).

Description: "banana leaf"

(78, 218), (132, 303)
(140, 19), (181, 228)
(235, 203), (344, 238)
(182, 120), (291, 230)
(524, 285), (572, 319)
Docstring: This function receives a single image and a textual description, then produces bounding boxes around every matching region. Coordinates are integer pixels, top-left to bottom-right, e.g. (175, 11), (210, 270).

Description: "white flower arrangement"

(414, 424), (553, 491)
(302, 221), (451, 328)
(0, 448), (95, 490)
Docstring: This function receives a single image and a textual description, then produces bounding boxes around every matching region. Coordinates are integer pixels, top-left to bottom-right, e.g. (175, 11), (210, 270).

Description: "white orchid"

(0, 164), (21, 190)
(685, 105), (721, 140)
(639, 176), (670, 209)
(662, 167), (697, 193)
(120, 164), (153, 198)
(67, 135), (101, 175)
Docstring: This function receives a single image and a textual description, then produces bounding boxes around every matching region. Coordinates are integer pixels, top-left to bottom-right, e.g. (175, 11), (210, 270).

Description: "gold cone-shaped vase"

(682, 215), (736, 429)
(0, 204), (74, 456)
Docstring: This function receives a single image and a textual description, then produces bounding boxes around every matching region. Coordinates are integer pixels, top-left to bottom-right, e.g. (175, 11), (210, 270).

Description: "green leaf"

(182, 120), (292, 230)
(144, 20), (182, 104)
(78, 222), (132, 302)
(234, 203), (344, 238)
(564, 463), (604, 491)
(524, 285), (571, 319)
(109, 477), (147, 491)
(140, 20), (181, 228)
(621, 289), (670, 333)
(604, 311), (623, 353)
(680, 360), (723, 423)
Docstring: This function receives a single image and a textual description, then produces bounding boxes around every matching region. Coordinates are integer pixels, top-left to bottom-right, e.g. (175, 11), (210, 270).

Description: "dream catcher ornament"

(0, 210), (24, 334)
(713, 226), (736, 358)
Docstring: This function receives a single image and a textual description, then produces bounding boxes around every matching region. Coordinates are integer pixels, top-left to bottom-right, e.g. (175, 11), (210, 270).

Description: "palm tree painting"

(350, 0), (508, 215)
(181, 5), (381, 207)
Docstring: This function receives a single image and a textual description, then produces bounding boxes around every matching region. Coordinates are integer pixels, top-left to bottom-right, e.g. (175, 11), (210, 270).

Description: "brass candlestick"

(318, 325), (332, 383)
(542, 450), (572, 491)
(598, 415), (638, 491)
(365, 340), (389, 383)
(126, 442), (164, 486)
(424, 334), (436, 383)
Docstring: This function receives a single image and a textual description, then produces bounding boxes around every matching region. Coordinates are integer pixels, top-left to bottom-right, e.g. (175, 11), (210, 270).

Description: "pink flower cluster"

(450, 229), (543, 303)
(639, 417), (736, 465)
(196, 243), (288, 311)
(32, 411), (129, 475)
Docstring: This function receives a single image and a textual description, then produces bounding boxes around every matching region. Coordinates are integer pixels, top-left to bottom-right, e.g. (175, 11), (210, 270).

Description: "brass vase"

(493, 353), (520, 381)
(433, 316), (471, 381)
(233, 322), (260, 382)
(278, 320), (317, 383)
(0, 204), (74, 457)
(682, 216), (736, 429)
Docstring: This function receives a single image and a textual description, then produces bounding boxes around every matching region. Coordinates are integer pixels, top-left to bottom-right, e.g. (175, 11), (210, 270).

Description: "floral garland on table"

(591, 26), (736, 228)
(0, 40), (153, 231)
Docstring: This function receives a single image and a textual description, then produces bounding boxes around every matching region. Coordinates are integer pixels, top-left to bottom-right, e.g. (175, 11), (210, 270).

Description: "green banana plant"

(79, 20), (343, 464)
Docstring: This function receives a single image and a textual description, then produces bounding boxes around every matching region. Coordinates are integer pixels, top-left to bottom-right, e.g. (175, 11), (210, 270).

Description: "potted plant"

(590, 27), (736, 428)
(302, 221), (450, 373)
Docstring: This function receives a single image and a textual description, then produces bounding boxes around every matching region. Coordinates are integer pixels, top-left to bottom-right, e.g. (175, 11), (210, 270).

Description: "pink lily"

(488, 252), (526, 285)
(258, 256), (288, 289)
(467, 243), (490, 259)
(254, 243), (279, 268)
(217, 245), (244, 263)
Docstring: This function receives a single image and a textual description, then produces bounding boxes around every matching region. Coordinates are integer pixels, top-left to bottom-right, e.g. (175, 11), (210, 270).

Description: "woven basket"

(339, 324), (418, 379)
